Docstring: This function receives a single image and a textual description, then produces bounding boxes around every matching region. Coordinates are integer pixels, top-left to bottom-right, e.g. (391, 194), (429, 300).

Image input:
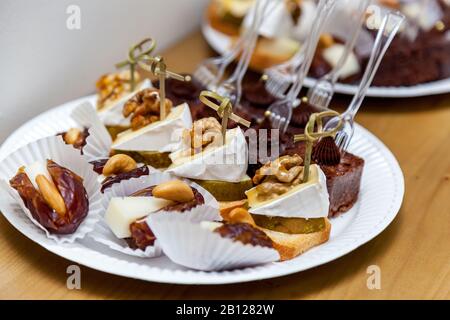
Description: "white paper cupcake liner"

(90, 171), (220, 258)
(147, 212), (280, 271)
(70, 101), (112, 161)
(0, 136), (103, 244)
(90, 220), (163, 258)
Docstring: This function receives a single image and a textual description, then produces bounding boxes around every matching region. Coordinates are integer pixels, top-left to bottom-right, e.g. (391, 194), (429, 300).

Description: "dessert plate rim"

(0, 95), (405, 285)
(201, 22), (450, 98)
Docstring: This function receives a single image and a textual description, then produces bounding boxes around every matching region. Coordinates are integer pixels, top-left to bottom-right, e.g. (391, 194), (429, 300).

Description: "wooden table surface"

(0, 31), (449, 300)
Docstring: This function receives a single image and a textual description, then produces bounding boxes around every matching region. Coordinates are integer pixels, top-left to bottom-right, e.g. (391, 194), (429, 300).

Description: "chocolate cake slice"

(319, 149), (364, 217)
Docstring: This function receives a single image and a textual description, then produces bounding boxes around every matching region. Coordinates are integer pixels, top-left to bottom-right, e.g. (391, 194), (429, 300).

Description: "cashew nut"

(64, 128), (82, 145)
(152, 180), (194, 203)
(102, 154), (137, 176)
(228, 208), (255, 226)
(35, 174), (67, 216)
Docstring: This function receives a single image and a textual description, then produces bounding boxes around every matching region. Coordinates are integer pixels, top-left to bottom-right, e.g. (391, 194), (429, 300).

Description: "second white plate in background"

(202, 22), (450, 98)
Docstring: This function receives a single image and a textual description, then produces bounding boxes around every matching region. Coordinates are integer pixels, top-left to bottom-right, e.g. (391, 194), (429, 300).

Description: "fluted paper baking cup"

(0, 136), (103, 244)
(90, 172), (220, 258)
(70, 101), (112, 161)
(147, 212), (280, 271)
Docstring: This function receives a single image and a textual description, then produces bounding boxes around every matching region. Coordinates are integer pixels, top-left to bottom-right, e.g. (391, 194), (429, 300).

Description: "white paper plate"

(202, 22), (450, 98)
(0, 95), (404, 284)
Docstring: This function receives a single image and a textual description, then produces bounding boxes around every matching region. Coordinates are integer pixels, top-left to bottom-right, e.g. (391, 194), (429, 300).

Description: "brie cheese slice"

(246, 165), (329, 218)
(166, 127), (248, 182)
(105, 196), (173, 238)
(97, 79), (152, 127)
(111, 103), (192, 153)
(322, 44), (360, 80)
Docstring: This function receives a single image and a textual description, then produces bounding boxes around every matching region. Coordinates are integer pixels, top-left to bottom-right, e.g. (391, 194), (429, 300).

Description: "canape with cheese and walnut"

(95, 70), (152, 139)
(216, 154), (332, 261)
(110, 88), (192, 169)
(104, 180), (205, 250)
(166, 117), (252, 201)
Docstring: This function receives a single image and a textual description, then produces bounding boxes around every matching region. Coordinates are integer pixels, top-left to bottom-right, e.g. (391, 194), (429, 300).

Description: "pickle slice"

(252, 215), (326, 234)
(112, 150), (172, 169)
(193, 176), (253, 201)
(106, 125), (129, 140)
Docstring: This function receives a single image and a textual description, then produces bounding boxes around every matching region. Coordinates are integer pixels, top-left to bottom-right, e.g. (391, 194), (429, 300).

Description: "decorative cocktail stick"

(116, 38), (156, 91)
(138, 55), (189, 120)
(199, 91), (251, 144)
(293, 111), (343, 182)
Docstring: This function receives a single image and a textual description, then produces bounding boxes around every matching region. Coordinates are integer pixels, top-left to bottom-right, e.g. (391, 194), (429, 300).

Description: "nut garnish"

(123, 88), (173, 131)
(319, 34), (334, 49)
(219, 200), (248, 219)
(64, 128), (82, 145)
(96, 70), (139, 110)
(102, 154), (137, 176)
(181, 117), (223, 156)
(35, 174), (67, 216)
(253, 154), (304, 202)
(228, 208), (255, 226)
(153, 180), (195, 203)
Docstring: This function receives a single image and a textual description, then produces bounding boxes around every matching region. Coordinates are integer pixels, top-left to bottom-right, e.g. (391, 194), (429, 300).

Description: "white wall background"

(0, 0), (208, 142)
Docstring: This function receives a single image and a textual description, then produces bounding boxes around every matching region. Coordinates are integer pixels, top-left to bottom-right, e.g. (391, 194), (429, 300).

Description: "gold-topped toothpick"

(293, 111), (343, 182)
(115, 38), (156, 91)
(199, 91), (251, 144)
(138, 55), (190, 120)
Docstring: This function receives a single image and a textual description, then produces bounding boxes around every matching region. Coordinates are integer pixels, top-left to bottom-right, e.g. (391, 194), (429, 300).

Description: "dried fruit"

(10, 160), (89, 234)
(215, 223), (274, 248)
(100, 165), (150, 193)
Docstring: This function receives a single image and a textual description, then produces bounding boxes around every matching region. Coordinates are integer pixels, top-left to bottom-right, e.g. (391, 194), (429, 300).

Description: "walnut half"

(253, 154), (304, 202)
(96, 70), (139, 110)
(181, 117), (223, 156)
(123, 88), (173, 131)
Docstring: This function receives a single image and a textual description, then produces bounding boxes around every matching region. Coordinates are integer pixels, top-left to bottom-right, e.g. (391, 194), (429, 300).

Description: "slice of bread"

(259, 218), (331, 261)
